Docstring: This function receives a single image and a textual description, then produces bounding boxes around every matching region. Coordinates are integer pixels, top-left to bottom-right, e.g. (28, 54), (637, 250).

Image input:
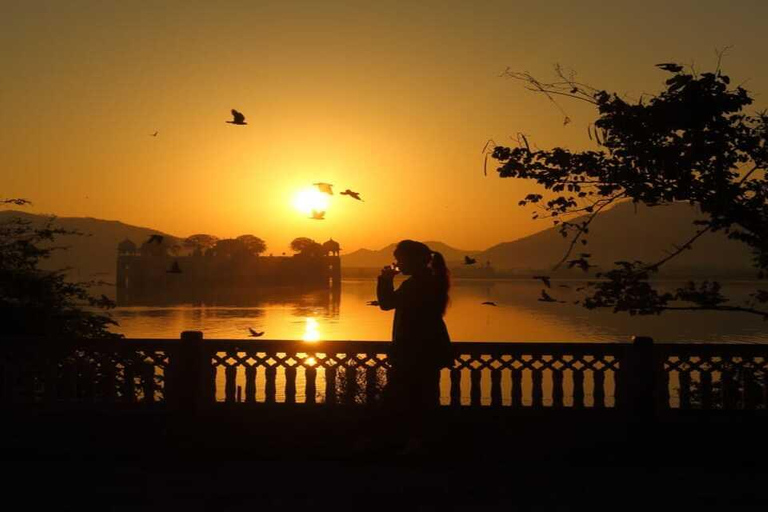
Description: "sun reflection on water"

(302, 317), (320, 342)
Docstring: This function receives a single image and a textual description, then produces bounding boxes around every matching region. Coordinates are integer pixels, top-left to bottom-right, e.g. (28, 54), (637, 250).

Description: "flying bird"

(310, 210), (326, 220)
(481, 301), (497, 306)
(248, 328), (264, 337)
(538, 290), (563, 303)
(313, 183), (333, 195)
(464, 256), (477, 265)
(366, 300), (380, 306)
(533, 275), (551, 288)
(226, 109), (247, 125)
(340, 189), (363, 201)
(656, 63), (683, 73)
(150, 131), (159, 137)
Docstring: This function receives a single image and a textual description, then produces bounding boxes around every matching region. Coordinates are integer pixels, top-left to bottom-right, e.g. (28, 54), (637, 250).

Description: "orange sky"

(2, 1), (767, 253)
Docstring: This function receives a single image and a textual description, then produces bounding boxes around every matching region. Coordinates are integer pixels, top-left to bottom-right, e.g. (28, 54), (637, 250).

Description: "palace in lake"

(116, 236), (341, 305)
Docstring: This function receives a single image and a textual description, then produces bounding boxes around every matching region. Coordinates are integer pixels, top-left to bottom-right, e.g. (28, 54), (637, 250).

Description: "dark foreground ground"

(4, 407), (767, 511)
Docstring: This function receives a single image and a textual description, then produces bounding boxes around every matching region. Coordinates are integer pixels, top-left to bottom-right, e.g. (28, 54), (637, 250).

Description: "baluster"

(325, 365), (337, 405)
(264, 364), (276, 404)
(490, 368), (502, 408)
(656, 365), (670, 410)
(552, 368), (564, 408)
(531, 367), (543, 408)
(700, 369), (713, 410)
(245, 365), (256, 403)
(305, 365), (317, 405)
(122, 362), (136, 403)
(679, 369), (691, 409)
(470, 367), (481, 407)
(344, 364), (357, 405)
(572, 369), (584, 409)
(593, 370), (605, 408)
(449, 367), (461, 407)
(721, 362), (738, 409)
(141, 362), (155, 403)
(511, 367), (523, 408)
(225, 364), (237, 403)
(285, 365), (297, 404)
(365, 365), (377, 405)
(744, 364), (760, 410)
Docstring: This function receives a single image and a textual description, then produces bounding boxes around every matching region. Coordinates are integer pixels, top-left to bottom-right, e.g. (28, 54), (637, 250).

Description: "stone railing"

(2, 332), (766, 415)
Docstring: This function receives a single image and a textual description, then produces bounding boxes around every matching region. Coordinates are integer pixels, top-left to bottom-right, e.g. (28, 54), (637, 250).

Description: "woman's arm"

(376, 274), (398, 310)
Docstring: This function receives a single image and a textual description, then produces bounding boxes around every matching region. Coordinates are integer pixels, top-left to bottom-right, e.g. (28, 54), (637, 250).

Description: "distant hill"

(341, 202), (755, 276)
(0, 210), (180, 280)
(477, 202), (755, 275)
(2, 202), (757, 281)
(342, 241), (482, 269)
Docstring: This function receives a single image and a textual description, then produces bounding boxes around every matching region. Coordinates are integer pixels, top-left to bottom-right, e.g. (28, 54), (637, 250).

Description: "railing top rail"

(654, 342), (768, 356)
(2, 336), (766, 356)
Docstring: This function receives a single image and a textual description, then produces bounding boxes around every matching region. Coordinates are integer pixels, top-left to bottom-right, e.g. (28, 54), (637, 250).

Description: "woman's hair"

(395, 240), (451, 315)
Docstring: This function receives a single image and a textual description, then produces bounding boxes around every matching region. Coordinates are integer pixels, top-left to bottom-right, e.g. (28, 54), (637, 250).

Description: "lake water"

(111, 278), (768, 343)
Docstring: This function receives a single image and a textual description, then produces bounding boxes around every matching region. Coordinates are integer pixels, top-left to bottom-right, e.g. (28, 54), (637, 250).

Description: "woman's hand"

(379, 265), (399, 280)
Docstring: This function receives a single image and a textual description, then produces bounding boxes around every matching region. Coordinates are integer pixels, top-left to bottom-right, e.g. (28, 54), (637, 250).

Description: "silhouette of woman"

(376, 240), (452, 452)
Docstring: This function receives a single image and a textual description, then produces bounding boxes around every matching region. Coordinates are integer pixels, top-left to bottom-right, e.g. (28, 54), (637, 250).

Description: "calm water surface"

(111, 279), (768, 343)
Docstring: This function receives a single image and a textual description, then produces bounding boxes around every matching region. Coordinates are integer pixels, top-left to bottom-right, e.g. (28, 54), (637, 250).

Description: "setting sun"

(302, 317), (321, 342)
(292, 189), (330, 216)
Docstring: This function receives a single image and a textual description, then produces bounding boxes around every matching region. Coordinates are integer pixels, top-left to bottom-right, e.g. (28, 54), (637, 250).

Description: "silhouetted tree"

(490, 62), (768, 319)
(236, 235), (267, 256)
(290, 237), (322, 255)
(1, 198), (120, 338)
(183, 234), (219, 253)
(210, 238), (243, 259)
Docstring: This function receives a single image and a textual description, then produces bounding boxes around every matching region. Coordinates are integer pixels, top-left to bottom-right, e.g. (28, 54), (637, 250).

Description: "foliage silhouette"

(183, 234), (220, 253)
(235, 235), (267, 256)
(491, 62), (768, 319)
(290, 237), (323, 256)
(1, 198), (120, 338)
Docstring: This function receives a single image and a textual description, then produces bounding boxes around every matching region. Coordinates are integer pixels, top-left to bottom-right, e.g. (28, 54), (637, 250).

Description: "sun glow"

(302, 317), (321, 342)
(292, 188), (330, 215)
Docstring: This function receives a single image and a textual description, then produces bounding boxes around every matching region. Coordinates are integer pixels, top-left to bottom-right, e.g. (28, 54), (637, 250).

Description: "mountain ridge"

(1, 201), (756, 278)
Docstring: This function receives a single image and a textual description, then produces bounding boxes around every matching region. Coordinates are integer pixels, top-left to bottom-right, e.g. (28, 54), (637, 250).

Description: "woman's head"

(393, 240), (431, 275)
(394, 240), (450, 314)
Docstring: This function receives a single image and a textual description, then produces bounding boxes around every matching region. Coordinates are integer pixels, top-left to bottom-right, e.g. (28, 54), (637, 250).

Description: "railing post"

(176, 331), (208, 413)
(628, 336), (655, 422)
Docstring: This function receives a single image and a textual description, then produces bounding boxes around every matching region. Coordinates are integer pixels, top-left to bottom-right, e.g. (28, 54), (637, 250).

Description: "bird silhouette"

(538, 290), (564, 303)
(464, 256), (477, 265)
(340, 189), (363, 201)
(481, 301), (497, 306)
(226, 109), (247, 125)
(656, 63), (683, 73)
(166, 261), (182, 274)
(310, 210), (325, 220)
(150, 131), (159, 137)
(366, 300), (380, 306)
(533, 275), (551, 288)
(313, 183), (333, 195)
(248, 328), (265, 337)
